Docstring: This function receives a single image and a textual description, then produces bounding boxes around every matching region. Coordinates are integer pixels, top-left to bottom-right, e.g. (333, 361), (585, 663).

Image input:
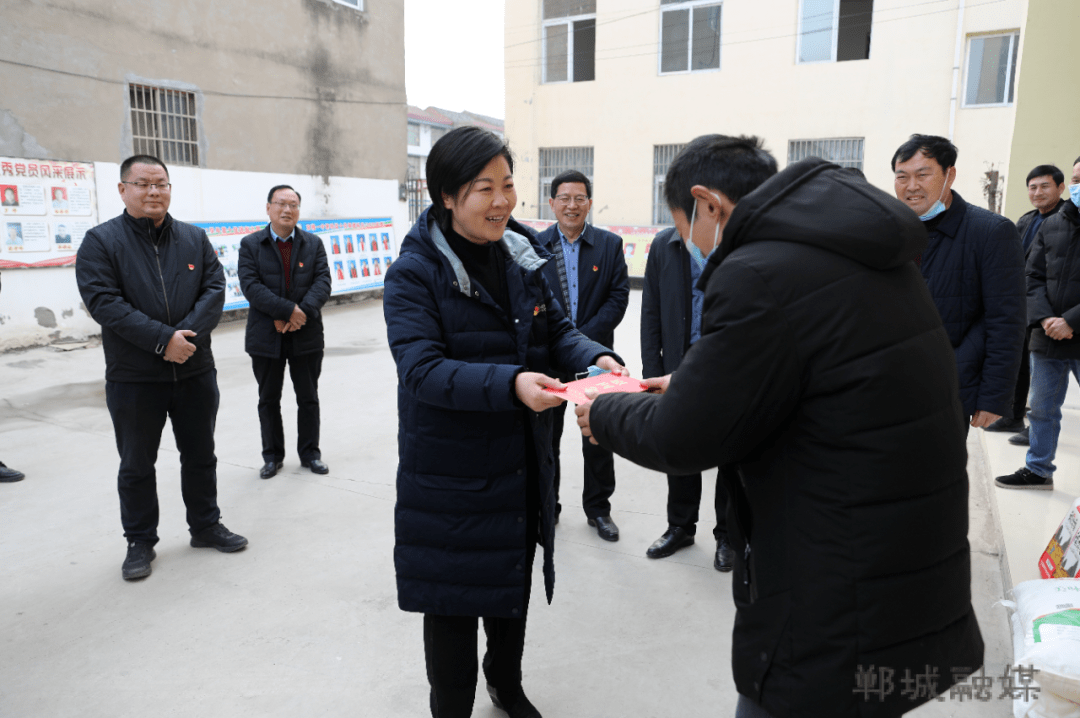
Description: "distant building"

(406, 106), (504, 221)
(506, 0), (1080, 225)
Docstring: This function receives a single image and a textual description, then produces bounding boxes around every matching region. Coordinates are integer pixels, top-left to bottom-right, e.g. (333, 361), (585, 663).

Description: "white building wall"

(0, 164), (407, 350)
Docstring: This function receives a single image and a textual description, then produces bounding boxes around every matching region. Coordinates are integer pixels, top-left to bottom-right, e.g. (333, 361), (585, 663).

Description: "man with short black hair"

(577, 134), (983, 717)
(988, 164), (1067, 439)
(892, 134), (1025, 432)
(997, 157), (1080, 490)
(77, 154), (247, 581)
(238, 185), (332, 479)
(538, 170), (629, 541)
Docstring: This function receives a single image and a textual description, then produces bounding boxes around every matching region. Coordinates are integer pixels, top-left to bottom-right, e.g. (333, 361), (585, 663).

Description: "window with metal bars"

(538, 146), (593, 221)
(653, 143), (686, 225)
(129, 84), (200, 167)
(787, 138), (864, 170)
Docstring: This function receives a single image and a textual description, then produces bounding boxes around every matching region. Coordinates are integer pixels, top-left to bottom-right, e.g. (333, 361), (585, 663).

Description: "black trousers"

(667, 469), (728, 539)
(550, 402), (616, 519)
(105, 370), (221, 545)
(250, 343), (323, 463)
(1010, 332), (1031, 420)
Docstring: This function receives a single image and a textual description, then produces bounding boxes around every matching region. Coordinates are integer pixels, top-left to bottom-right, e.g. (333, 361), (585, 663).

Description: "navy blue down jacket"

(383, 208), (614, 618)
(918, 191), (1025, 417)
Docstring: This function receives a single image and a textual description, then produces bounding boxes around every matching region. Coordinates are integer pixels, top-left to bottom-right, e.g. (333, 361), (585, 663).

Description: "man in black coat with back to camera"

(576, 135), (983, 717)
(238, 185), (332, 479)
(76, 154), (248, 582)
(537, 170), (629, 541)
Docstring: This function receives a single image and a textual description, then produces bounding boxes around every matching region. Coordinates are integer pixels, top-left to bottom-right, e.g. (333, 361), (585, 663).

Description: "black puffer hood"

(704, 158), (926, 284)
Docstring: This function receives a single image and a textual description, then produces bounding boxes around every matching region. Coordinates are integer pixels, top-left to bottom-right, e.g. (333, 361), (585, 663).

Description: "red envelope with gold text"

(542, 374), (648, 404)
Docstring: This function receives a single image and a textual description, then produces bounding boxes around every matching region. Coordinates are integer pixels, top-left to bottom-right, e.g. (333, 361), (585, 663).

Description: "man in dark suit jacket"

(538, 170), (629, 541)
(238, 185), (333, 479)
(640, 226), (733, 570)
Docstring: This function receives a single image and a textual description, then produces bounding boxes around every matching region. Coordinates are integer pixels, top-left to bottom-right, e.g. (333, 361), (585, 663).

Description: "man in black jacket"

(988, 164), (1068, 442)
(77, 155), (247, 581)
(576, 135), (982, 717)
(997, 158), (1080, 490)
(892, 135), (1025, 433)
(238, 186), (332, 479)
(538, 170), (629, 541)
(640, 226), (732, 570)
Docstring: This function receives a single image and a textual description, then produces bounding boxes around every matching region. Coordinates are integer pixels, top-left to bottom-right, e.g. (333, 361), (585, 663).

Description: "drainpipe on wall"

(948, 0), (966, 140)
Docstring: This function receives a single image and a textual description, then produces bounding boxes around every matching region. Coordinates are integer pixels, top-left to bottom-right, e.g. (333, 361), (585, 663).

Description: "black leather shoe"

(259, 461), (283, 479)
(487, 684), (542, 718)
(995, 467), (1053, 490)
(302, 458), (330, 474)
(587, 515), (619, 542)
(0, 462), (25, 482)
(983, 416), (1025, 433)
(714, 536), (735, 572)
(646, 526), (695, 558)
(1008, 427), (1030, 446)
(122, 541), (156, 580)
(190, 522), (249, 552)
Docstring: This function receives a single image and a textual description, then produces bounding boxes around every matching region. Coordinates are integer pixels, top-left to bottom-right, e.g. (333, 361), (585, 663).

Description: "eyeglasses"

(122, 181), (171, 191)
(554, 194), (589, 205)
(270, 201), (300, 210)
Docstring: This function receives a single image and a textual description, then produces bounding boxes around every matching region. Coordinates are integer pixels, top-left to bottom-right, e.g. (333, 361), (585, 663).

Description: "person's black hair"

(550, 170), (592, 199)
(1074, 155), (1080, 167)
(890, 134), (958, 172)
(664, 134), (778, 221)
(120, 154), (169, 180)
(426, 126), (514, 231)
(1025, 165), (1065, 186)
(268, 184), (302, 203)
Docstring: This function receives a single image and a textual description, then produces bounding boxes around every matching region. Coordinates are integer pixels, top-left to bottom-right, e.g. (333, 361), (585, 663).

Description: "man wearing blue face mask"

(996, 157), (1080, 490)
(892, 134), (1025, 434)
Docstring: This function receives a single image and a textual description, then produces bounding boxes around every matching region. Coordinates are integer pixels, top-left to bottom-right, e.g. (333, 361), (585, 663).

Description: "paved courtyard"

(0, 289), (1036, 717)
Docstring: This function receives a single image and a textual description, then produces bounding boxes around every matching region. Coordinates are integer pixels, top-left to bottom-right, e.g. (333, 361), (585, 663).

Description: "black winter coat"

(1017, 198), (1065, 257)
(238, 226), (332, 358)
(384, 209), (615, 618)
(1027, 200), (1080, 359)
(537, 223), (630, 355)
(640, 227), (692, 379)
(76, 211), (225, 382)
(588, 160), (983, 718)
(919, 191), (1025, 417)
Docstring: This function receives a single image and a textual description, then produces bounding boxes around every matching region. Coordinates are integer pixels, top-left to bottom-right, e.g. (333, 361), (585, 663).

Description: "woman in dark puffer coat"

(383, 126), (623, 718)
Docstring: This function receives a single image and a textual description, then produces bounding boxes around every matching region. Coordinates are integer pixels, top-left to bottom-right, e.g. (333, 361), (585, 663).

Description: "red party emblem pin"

(299, 262), (304, 268)
(188, 264), (194, 270)
(593, 265), (598, 271)
(533, 305), (540, 316)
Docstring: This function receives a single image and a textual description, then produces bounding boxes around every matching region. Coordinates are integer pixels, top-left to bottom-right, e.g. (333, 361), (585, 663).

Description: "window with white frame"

(538, 146), (594, 221)
(660, 0), (721, 74)
(797, 0), (873, 63)
(332, 0), (364, 9)
(543, 0), (596, 83)
(964, 32), (1019, 107)
(788, 137), (865, 170)
(129, 83), (200, 166)
(407, 123), (420, 146)
(653, 144), (686, 225)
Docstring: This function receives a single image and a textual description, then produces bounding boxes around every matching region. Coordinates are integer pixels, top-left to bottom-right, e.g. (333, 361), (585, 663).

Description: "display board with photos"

(192, 218), (398, 311)
(0, 156), (98, 268)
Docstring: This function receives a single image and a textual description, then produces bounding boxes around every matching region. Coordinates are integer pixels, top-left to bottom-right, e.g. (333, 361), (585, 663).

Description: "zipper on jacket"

(1053, 239), (1077, 321)
(152, 238), (177, 381)
(744, 542), (757, 603)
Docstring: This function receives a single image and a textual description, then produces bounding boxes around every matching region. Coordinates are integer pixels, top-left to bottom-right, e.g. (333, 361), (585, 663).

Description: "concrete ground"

(0, 290), (1024, 717)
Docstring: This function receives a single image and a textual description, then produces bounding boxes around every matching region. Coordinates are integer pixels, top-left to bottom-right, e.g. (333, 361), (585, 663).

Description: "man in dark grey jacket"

(997, 157), (1080, 490)
(77, 155), (247, 581)
(238, 185), (332, 479)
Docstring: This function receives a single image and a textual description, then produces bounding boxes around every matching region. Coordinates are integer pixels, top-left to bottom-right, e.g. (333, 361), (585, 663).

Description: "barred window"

(788, 138), (864, 170)
(653, 143), (686, 225)
(129, 84), (200, 167)
(538, 146), (594, 221)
